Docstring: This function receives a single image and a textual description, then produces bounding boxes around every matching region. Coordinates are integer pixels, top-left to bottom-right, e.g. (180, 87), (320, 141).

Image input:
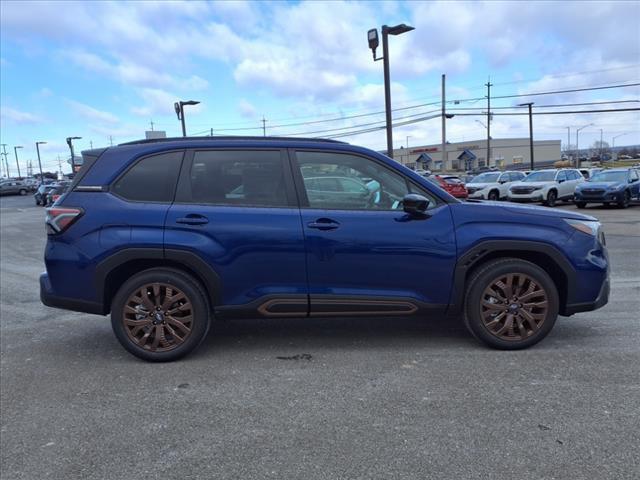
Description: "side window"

(572, 171), (581, 180)
(183, 150), (289, 207)
(557, 171), (567, 182)
(295, 150), (431, 211)
(630, 169), (639, 181)
(113, 151), (183, 202)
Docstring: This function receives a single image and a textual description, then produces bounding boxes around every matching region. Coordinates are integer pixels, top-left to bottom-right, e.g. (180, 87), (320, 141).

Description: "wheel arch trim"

(448, 240), (576, 315)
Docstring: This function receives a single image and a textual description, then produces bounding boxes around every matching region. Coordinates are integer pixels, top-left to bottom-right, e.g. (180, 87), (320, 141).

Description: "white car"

(466, 171), (527, 200)
(507, 169), (584, 207)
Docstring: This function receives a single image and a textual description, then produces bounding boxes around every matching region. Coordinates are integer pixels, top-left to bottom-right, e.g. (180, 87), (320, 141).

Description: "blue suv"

(40, 137), (610, 361)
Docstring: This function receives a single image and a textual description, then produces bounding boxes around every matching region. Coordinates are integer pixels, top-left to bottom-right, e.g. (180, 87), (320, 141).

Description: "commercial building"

(393, 138), (561, 172)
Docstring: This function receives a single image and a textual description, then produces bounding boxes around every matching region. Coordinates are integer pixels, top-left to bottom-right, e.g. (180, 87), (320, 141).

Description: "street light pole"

(519, 102), (534, 170)
(576, 123), (594, 167)
(14, 146), (23, 178)
(35, 141), (46, 180)
(174, 100), (200, 137)
(368, 24), (414, 159)
(66, 137), (82, 172)
(612, 133), (629, 160)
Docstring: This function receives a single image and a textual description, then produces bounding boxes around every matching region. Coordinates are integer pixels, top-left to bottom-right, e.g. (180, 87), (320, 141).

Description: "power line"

(193, 82), (640, 135)
(315, 107), (640, 140)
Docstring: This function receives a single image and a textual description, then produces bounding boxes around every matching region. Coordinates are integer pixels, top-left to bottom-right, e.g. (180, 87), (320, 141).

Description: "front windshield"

(523, 171), (556, 182)
(590, 171), (627, 183)
(470, 172), (500, 183)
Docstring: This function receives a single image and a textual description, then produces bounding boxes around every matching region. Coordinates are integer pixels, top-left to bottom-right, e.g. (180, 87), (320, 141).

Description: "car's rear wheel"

(617, 190), (630, 209)
(19, 189), (27, 196)
(111, 268), (211, 362)
(488, 190), (499, 201)
(576, 201), (586, 208)
(544, 190), (557, 207)
(464, 258), (559, 350)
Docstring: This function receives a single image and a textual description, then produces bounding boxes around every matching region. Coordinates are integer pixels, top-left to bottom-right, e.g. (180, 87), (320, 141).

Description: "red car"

(426, 175), (468, 199)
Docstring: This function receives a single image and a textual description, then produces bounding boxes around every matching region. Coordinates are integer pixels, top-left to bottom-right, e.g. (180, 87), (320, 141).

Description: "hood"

(578, 181), (622, 189)
(462, 199), (597, 221)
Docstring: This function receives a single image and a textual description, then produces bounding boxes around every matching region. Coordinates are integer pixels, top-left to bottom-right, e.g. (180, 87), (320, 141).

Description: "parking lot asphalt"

(1, 194), (639, 480)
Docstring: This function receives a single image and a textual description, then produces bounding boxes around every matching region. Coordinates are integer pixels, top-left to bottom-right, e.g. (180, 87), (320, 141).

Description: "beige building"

(393, 138), (562, 172)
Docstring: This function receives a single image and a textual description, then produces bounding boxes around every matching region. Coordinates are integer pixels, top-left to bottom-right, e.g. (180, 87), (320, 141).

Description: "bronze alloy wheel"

(480, 273), (549, 341)
(123, 283), (193, 352)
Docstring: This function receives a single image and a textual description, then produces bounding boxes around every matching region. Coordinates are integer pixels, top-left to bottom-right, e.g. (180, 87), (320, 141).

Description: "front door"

(291, 149), (457, 316)
(165, 149), (308, 317)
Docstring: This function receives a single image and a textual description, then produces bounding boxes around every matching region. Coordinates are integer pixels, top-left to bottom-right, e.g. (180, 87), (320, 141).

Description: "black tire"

(463, 258), (559, 350)
(576, 201), (586, 209)
(603, 202), (610, 207)
(19, 189), (27, 196)
(617, 190), (630, 209)
(488, 190), (499, 201)
(544, 190), (557, 207)
(111, 268), (211, 362)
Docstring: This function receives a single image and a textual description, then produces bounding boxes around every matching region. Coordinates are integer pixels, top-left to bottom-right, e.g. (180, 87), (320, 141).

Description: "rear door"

(165, 149), (308, 316)
(291, 149), (457, 316)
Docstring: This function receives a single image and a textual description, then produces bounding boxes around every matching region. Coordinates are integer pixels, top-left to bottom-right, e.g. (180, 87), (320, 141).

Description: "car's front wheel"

(464, 258), (559, 350)
(488, 190), (499, 201)
(617, 190), (630, 209)
(544, 190), (557, 207)
(111, 268), (211, 362)
(19, 189), (27, 196)
(575, 201), (586, 208)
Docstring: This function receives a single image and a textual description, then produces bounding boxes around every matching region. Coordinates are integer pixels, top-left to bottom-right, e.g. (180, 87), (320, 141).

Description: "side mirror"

(403, 194), (429, 216)
(558, 179), (565, 183)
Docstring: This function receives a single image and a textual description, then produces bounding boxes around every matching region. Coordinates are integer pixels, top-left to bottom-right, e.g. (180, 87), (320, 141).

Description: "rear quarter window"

(112, 151), (183, 202)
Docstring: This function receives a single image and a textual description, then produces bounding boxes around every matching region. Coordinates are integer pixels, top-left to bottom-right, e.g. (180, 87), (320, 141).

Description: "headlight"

(608, 184), (624, 191)
(531, 186), (543, 191)
(565, 218), (601, 237)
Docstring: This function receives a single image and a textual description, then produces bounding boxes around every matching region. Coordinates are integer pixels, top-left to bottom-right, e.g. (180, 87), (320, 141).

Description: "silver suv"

(508, 169), (584, 207)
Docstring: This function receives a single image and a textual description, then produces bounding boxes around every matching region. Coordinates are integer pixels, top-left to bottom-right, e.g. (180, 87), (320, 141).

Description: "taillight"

(46, 207), (83, 234)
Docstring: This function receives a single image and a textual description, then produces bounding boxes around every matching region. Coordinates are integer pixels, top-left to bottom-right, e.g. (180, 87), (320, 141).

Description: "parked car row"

(0, 180), (33, 196)
(34, 181), (70, 206)
(422, 167), (640, 209)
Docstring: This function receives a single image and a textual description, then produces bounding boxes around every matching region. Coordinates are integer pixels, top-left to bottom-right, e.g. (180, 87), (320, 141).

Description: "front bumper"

(563, 277), (610, 316)
(40, 273), (105, 315)
(575, 190), (624, 203)
(507, 194), (544, 203)
(468, 191), (486, 200)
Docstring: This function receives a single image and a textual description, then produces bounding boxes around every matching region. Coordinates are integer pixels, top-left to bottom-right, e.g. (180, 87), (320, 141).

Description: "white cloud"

(238, 99), (257, 118)
(0, 106), (44, 125)
(67, 100), (119, 124)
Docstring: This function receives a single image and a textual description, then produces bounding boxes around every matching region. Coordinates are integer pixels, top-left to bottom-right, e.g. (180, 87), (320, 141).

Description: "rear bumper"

(563, 277), (610, 316)
(40, 273), (105, 315)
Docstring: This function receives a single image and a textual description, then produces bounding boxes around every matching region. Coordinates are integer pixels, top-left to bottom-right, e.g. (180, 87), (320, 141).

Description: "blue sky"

(1, 0), (639, 174)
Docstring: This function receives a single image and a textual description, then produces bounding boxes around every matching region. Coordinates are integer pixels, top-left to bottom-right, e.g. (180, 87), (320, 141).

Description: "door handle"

(307, 218), (340, 231)
(176, 214), (209, 225)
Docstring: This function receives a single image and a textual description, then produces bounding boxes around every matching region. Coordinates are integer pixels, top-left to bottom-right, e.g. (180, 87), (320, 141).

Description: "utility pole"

(57, 155), (63, 177)
(599, 128), (603, 158)
(210, 128), (213, 137)
(28, 160), (33, 177)
(109, 135), (113, 146)
(0, 152), (8, 178)
(14, 146), (23, 178)
(35, 141), (46, 180)
(90, 140), (93, 149)
(262, 117), (267, 137)
(485, 79), (492, 167)
(441, 74), (447, 170)
(519, 102), (534, 170)
(1, 144), (9, 178)
(150, 119), (155, 131)
(566, 127), (571, 161)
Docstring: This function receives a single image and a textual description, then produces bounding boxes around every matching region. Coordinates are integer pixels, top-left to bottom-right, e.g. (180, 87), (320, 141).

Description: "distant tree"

(590, 140), (610, 157)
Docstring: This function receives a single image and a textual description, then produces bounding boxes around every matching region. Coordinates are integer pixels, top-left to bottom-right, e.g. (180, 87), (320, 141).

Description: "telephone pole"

(441, 74), (447, 171)
(109, 135), (113, 146)
(1, 144), (10, 178)
(485, 80), (492, 167)
(150, 119), (155, 131)
(261, 117), (267, 137)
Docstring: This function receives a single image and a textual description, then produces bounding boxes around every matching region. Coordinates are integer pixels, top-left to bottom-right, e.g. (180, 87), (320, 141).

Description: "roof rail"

(118, 136), (348, 146)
